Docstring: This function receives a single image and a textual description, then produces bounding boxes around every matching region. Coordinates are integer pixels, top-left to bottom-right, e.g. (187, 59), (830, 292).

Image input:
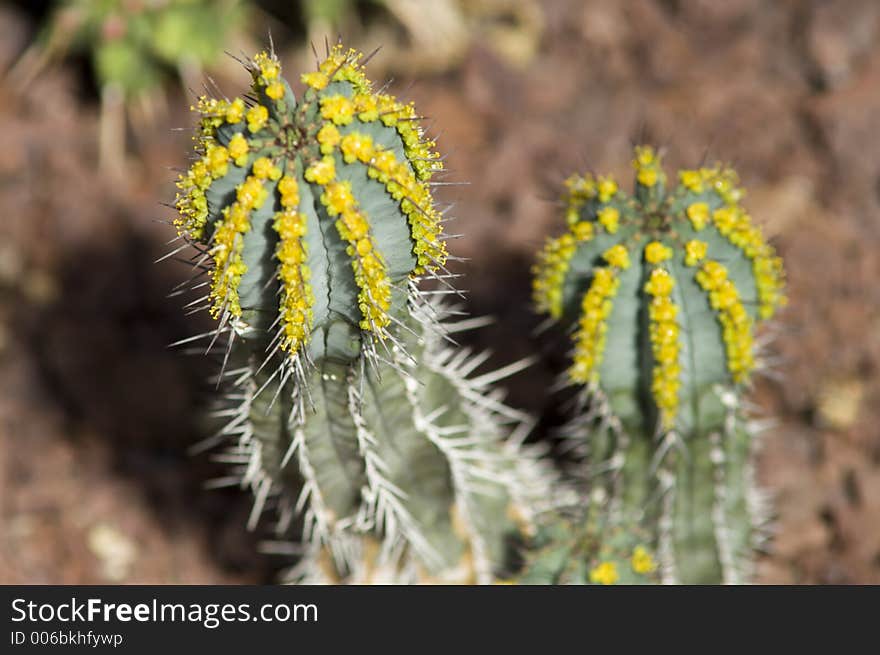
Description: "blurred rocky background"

(1, 0), (878, 583)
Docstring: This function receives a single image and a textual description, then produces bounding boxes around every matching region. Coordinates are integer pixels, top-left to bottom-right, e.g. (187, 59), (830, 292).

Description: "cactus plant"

(172, 43), (554, 583)
(516, 509), (659, 585)
(531, 146), (786, 584)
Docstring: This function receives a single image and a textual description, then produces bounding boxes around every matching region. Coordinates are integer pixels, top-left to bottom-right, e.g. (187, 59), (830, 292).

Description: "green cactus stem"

(531, 146), (786, 584)
(172, 44), (554, 583)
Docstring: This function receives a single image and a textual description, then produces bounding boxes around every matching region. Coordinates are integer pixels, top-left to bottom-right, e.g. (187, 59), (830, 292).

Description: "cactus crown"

(174, 44), (447, 373)
(533, 146), (786, 433)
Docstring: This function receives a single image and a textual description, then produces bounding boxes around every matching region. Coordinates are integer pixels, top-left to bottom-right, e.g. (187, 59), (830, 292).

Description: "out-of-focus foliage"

(294, 0), (544, 74)
(19, 0), (248, 97)
(301, 0), (361, 26)
(7, 0), (252, 170)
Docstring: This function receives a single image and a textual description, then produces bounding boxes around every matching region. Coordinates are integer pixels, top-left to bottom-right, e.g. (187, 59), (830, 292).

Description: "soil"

(1, 0), (879, 584)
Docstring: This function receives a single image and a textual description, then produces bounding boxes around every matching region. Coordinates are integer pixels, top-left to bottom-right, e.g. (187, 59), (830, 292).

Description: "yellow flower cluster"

(589, 561), (618, 585)
(679, 169), (705, 193)
(266, 82), (284, 101)
(711, 206), (786, 320)
(314, 175), (392, 334)
(631, 546), (656, 574)
(246, 105), (268, 133)
(300, 45), (371, 94)
(375, 94), (442, 182)
(304, 156), (336, 186)
(562, 173), (596, 225)
(174, 170), (208, 239)
(251, 156), (282, 182)
(532, 182), (604, 318)
(334, 131), (447, 274)
(531, 234), (576, 319)
(686, 201), (710, 231)
(321, 179), (355, 215)
(228, 133), (249, 167)
(684, 239), (707, 266)
(272, 175), (314, 354)
(695, 260), (754, 382)
(705, 165), (743, 206)
(597, 175), (618, 203)
(316, 123), (341, 155)
(176, 93), (258, 240)
(301, 46), (441, 181)
(237, 175), (268, 209)
(645, 268), (681, 429)
(174, 141), (232, 239)
(339, 132), (373, 164)
(570, 267), (620, 384)
(319, 95), (355, 126)
(572, 221), (594, 242)
(683, 186), (784, 317)
(368, 152), (445, 272)
(754, 254), (786, 320)
(209, 176), (268, 318)
(597, 206), (620, 234)
(251, 51), (284, 101)
(225, 98), (245, 124)
(252, 51), (280, 83)
(350, 93), (380, 122)
(278, 175), (298, 208)
(603, 244), (630, 270)
(678, 165), (742, 205)
(711, 206), (738, 233)
(644, 240), (672, 264)
(632, 145), (665, 188)
(194, 96), (244, 135)
(206, 144), (229, 178)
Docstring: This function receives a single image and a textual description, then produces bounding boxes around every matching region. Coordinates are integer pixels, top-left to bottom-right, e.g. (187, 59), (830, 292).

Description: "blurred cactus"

(9, 0), (248, 169)
(172, 44), (554, 583)
(516, 509), (659, 585)
(532, 146), (787, 583)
